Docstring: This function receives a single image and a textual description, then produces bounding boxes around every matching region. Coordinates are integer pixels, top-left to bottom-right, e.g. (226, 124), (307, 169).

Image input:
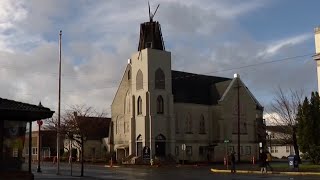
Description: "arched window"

(137, 96), (142, 115)
(128, 69), (131, 80)
(125, 91), (130, 114)
(199, 115), (205, 134)
(185, 113), (192, 133)
(136, 70), (143, 90)
(157, 95), (164, 114)
(155, 68), (165, 89)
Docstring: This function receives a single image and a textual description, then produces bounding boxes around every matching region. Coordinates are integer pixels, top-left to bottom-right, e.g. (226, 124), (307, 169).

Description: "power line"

(0, 52), (313, 94)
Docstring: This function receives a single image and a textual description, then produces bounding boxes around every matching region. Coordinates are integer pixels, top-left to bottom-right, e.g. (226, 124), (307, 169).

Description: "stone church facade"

(110, 18), (265, 163)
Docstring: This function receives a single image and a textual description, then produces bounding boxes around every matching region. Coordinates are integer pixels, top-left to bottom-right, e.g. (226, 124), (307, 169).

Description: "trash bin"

(288, 155), (299, 171)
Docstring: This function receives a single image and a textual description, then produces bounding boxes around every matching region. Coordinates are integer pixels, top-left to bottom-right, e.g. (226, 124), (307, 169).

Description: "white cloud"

(0, 0), (315, 118)
(257, 33), (312, 57)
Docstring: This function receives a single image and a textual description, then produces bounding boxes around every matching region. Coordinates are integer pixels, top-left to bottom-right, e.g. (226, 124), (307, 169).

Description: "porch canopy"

(0, 97), (54, 179)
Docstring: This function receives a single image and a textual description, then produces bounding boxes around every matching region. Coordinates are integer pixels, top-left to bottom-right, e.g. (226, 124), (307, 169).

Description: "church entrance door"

(155, 134), (166, 157)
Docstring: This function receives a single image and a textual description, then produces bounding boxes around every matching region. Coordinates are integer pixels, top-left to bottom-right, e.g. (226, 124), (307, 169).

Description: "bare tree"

(46, 105), (107, 149)
(267, 87), (304, 162)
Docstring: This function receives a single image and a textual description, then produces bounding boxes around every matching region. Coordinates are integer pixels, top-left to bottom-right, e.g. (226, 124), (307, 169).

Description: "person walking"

(260, 151), (267, 173)
(230, 151), (236, 173)
(266, 151), (273, 171)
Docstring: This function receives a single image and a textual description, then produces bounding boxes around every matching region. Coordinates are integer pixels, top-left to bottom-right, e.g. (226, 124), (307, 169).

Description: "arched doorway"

(136, 134), (143, 157)
(155, 134), (166, 157)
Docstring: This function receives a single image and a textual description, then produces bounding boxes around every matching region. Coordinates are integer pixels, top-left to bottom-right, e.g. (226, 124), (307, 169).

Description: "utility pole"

(57, 30), (62, 175)
(235, 74), (241, 163)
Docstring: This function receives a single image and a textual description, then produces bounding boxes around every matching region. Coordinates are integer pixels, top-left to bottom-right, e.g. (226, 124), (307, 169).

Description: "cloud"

(257, 33), (313, 57)
(0, 0), (316, 119)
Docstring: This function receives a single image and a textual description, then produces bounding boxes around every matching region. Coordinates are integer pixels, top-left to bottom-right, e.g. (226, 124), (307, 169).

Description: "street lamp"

(37, 102), (43, 173)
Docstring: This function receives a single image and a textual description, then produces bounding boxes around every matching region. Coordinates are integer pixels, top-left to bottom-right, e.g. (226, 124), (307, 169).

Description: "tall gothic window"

(185, 113), (192, 133)
(128, 69), (131, 80)
(157, 95), (164, 114)
(155, 68), (165, 89)
(125, 91), (130, 114)
(199, 115), (206, 134)
(136, 70), (143, 90)
(137, 96), (142, 115)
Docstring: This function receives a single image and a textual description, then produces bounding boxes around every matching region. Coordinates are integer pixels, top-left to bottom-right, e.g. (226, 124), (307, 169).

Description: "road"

(31, 163), (320, 180)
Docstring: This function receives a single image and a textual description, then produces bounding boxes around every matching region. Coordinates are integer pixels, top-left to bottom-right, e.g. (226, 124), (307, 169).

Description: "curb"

(104, 165), (121, 168)
(210, 169), (320, 176)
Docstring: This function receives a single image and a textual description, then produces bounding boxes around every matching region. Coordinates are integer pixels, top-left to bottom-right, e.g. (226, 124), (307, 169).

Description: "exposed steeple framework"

(137, 3), (165, 51)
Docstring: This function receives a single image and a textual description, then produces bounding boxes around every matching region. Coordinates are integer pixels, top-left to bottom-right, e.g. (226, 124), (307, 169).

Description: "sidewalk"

(210, 162), (320, 176)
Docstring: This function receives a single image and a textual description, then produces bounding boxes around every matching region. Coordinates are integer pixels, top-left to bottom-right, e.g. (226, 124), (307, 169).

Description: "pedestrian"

(260, 151), (267, 173)
(230, 151), (236, 173)
(266, 151), (273, 171)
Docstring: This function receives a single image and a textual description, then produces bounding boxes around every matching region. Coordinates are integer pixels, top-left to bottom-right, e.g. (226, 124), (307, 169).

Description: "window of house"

(286, 146), (290, 153)
(32, 147), (37, 155)
(185, 113), (192, 133)
(271, 146), (278, 153)
(199, 115), (206, 134)
(245, 146), (251, 155)
(137, 96), (142, 115)
(175, 146), (179, 156)
(186, 146), (192, 156)
(136, 70), (143, 90)
(155, 68), (165, 89)
(157, 95), (164, 114)
(240, 146), (244, 155)
(12, 148), (18, 157)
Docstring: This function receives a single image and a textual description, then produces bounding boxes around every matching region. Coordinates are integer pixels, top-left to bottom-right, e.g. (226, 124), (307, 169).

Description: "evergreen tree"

(297, 92), (320, 164)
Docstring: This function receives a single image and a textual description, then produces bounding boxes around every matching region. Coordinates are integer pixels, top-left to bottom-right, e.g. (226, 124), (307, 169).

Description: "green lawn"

(270, 162), (320, 172)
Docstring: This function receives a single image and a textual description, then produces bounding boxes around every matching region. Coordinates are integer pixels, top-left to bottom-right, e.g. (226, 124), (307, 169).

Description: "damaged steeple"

(137, 3), (165, 51)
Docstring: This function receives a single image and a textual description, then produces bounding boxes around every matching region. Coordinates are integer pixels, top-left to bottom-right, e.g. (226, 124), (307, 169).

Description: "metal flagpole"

(57, 30), (62, 175)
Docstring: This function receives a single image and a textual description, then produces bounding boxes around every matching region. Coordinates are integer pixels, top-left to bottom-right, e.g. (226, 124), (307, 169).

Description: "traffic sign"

(224, 139), (230, 143)
(181, 144), (186, 151)
(37, 120), (43, 126)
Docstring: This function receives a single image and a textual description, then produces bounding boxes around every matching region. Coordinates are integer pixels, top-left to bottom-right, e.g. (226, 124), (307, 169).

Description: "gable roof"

(171, 70), (231, 105)
(76, 116), (111, 140)
(218, 78), (263, 110)
(0, 97), (54, 120)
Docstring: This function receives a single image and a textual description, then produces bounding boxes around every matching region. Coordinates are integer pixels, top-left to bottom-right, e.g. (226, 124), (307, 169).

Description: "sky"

(0, 0), (319, 119)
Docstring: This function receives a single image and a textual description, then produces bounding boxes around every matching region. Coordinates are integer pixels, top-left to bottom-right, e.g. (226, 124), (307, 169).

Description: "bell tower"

(137, 3), (165, 51)
(129, 3), (175, 158)
(314, 26), (320, 93)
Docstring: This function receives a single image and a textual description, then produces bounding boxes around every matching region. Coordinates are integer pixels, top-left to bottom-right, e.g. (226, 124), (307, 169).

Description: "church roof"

(171, 70), (232, 105)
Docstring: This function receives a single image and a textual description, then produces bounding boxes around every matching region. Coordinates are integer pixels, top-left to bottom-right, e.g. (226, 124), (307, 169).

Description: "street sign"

(37, 120), (43, 126)
(181, 144), (186, 151)
(224, 139), (230, 143)
(142, 146), (150, 160)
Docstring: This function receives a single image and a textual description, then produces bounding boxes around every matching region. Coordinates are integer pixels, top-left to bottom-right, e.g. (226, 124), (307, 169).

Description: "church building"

(110, 16), (265, 163)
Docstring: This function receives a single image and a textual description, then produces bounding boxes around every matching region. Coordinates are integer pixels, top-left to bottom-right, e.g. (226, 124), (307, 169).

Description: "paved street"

(30, 163), (320, 180)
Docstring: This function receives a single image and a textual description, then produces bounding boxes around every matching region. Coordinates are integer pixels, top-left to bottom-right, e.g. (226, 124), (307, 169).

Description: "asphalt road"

(31, 163), (320, 180)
